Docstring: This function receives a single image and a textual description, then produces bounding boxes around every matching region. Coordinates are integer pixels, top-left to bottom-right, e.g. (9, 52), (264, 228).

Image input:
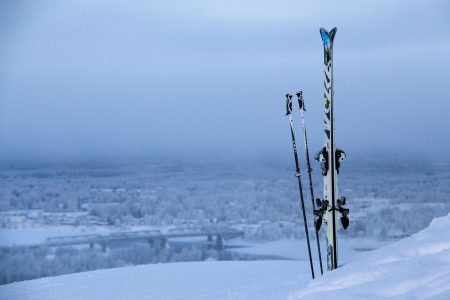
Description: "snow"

(0, 226), (171, 247)
(0, 227), (102, 247)
(232, 238), (386, 261)
(290, 213), (450, 299)
(0, 261), (309, 300)
(1, 214), (449, 299)
(233, 239), (313, 260)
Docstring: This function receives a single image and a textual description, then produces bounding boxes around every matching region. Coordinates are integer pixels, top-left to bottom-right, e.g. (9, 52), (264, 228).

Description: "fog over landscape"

(1, 0), (450, 163)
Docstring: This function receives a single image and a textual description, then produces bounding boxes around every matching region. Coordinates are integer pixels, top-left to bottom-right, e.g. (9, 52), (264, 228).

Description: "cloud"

(0, 0), (449, 162)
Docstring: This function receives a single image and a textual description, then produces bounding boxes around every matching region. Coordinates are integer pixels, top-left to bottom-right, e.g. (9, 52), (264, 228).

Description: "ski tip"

(320, 27), (337, 46)
(330, 27), (337, 40)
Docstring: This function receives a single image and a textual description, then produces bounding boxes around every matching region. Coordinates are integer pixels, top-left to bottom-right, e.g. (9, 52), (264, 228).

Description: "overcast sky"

(0, 0), (449, 163)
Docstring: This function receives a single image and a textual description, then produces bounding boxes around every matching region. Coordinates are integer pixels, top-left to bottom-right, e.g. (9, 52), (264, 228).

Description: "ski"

(314, 27), (349, 271)
(296, 91), (324, 275)
(285, 93), (315, 279)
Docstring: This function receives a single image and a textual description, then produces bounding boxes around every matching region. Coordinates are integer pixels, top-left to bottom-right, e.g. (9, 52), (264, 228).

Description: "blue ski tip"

(320, 27), (337, 46)
(320, 29), (330, 47)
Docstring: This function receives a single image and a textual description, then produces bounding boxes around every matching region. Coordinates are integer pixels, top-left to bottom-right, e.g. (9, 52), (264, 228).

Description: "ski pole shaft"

(285, 94), (315, 279)
(297, 91), (324, 275)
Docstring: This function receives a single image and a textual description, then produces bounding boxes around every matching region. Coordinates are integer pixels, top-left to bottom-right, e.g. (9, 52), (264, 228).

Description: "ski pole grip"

(296, 91), (305, 111)
(285, 94), (292, 116)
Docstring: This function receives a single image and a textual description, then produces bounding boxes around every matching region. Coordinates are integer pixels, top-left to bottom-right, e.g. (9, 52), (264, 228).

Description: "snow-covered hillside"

(0, 260), (309, 300)
(290, 213), (450, 299)
(1, 214), (449, 300)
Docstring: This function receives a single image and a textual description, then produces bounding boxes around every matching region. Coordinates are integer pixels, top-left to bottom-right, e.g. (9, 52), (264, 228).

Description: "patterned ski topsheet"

(320, 27), (339, 271)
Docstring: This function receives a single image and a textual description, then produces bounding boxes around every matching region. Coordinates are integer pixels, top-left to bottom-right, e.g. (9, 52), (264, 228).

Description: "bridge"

(43, 227), (244, 251)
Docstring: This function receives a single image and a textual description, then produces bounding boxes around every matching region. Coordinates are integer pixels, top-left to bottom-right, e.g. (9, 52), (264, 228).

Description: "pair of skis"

(285, 27), (349, 278)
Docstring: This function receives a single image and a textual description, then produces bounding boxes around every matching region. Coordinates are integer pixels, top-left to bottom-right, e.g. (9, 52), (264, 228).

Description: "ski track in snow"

(290, 213), (450, 300)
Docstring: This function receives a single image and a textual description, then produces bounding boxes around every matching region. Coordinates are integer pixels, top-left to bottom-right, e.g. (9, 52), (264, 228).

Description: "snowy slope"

(1, 214), (449, 300)
(0, 260), (310, 300)
(290, 213), (450, 299)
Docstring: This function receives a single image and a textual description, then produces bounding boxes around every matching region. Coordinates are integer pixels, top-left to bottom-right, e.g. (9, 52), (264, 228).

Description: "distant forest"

(1, 159), (449, 284)
(1, 159), (449, 234)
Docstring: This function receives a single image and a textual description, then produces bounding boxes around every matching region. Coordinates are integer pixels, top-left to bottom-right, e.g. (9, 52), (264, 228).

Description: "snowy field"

(0, 261), (308, 300)
(232, 238), (387, 261)
(0, 227), (111, 247)
(291, 213), (450, 299)
(1, 214), (449, 299)
(0, 225), (172, 247)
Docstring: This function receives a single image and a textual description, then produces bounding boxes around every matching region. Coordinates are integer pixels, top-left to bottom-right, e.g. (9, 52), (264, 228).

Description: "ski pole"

(285, 93), (315, 279)
(296, 91), (324, 275)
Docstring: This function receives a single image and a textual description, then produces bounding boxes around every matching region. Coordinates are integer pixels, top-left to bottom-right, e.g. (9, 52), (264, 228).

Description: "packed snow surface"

(0, 261), (309, 300)
(1, 214), (449, 299)
(291, 213), (450, 299)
